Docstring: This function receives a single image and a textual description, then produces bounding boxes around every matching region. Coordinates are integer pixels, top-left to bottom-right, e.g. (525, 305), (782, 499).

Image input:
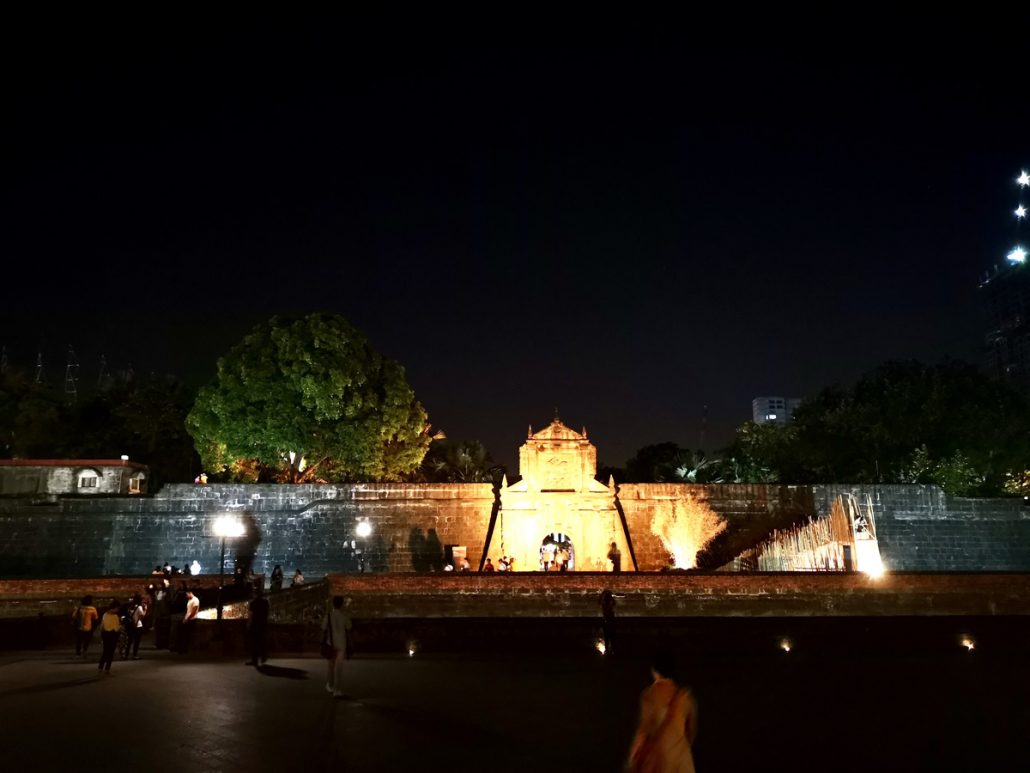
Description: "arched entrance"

(540, 532), (575, 572)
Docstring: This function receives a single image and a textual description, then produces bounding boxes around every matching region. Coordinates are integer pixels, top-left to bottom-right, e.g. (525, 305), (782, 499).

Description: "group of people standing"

(71, 583), (201, 672)
(71, 592), (162, 674)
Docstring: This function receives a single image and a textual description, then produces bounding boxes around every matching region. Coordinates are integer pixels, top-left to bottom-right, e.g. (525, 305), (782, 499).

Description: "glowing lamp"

(356, 521), (373, 539)
(1018, 171), (1030, 187)
(780, 639), (792, 653)
(961, 637), (975, 652)
(1017, 205), (1027, 219)
(595, 639), (607, 655)
(213, 515), (246, 538)
(212, 514), (245, 629)
(1008, 246), (1027, 264)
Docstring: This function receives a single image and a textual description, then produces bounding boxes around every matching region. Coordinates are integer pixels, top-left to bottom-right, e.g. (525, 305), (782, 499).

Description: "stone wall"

(619, 483), (1030, 572)
(0, 482), (1026, 578)
(325, 572), (1030, 618)
(0, 483), (494, 579)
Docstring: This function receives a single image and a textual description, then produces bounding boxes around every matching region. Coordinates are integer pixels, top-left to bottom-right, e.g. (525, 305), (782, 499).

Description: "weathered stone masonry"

(0, 480), (1028, 578)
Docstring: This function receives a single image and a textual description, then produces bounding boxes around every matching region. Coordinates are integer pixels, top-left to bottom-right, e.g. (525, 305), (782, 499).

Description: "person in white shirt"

(178, 589), (200, 654)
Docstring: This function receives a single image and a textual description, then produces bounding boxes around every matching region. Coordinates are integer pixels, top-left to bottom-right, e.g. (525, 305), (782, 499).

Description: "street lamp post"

(212, 514), (246, 630)
(356, 520), (372, 572)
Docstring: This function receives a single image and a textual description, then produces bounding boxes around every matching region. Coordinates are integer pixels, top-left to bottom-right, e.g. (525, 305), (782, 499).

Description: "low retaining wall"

(326, 572), (1030, 618)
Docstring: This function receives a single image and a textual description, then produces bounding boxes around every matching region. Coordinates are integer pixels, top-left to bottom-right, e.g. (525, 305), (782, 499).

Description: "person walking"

(245, 586), (270, 666)
(72, 595), (99, 657)
(322, 595), (352, 698)
(178, 589), (200, 654)
(126, 593), (147, 659)
(627, 652), (698, 773)
(97, 600), (122, 675)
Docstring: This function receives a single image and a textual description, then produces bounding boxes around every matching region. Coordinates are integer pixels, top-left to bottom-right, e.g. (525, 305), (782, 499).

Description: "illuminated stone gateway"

(492, 419), (631, 573)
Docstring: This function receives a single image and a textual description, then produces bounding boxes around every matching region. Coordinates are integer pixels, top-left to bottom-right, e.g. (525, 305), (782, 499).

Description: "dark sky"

(3, 18), (1028, 470)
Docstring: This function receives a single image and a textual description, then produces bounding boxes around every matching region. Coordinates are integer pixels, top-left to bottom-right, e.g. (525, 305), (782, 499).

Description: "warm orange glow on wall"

(649, 492), (727, 569)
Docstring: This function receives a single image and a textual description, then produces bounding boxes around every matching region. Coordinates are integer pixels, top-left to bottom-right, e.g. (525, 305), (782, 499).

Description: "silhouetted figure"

(246, 586), (270, 666)
(627, 652), (698, 773)
(608, 542), (622, 573)
(270, 565), (284, 592)
(154, 580), (172, 649)
(292, 569), (305, 587)
(97, 600), (122, 674)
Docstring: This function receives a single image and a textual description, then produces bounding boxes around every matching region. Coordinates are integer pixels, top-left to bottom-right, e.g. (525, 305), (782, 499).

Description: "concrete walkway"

(1, 634), (1027, 772)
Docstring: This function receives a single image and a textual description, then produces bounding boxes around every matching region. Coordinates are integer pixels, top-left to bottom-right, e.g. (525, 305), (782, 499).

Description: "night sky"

(3, 19), (1028, 470)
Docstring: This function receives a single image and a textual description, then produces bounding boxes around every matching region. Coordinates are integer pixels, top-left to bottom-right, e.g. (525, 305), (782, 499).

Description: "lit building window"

(79, 473), (99, 489)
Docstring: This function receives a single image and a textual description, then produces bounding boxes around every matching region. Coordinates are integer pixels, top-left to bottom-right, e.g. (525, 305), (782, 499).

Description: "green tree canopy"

(724, 360), (1030, 495)
(186, 313), (431, 482)
(418, 439), (495, 483)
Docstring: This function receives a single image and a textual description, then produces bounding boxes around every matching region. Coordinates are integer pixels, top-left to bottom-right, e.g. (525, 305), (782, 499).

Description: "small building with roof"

(0, 459), (149, 497)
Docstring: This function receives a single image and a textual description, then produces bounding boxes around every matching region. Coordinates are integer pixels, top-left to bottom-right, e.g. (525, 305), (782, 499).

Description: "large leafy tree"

(187, 313), (431, 482)
(418, 439), (494, 483)
(0, 370), (65, 458)
(69, 373), (200, 487)
(725, 360), (1030, 495)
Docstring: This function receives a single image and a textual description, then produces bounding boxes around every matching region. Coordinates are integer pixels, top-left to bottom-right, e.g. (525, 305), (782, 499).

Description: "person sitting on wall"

(483, 558), (496, 573)
(270, 565), (284, 591)
(508, 557), (516, 572)
(497, 556), (509, 571)
(292, 569), (305, 586)
(459, 557), (471, 573)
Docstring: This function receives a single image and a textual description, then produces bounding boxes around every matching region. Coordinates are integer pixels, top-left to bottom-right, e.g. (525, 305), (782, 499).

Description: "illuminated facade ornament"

(496, 418), (629, 572)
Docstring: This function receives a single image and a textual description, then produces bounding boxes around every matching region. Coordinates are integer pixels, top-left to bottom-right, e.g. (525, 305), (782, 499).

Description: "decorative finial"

(553, 406), (560, 422)
(582, 426), (588, 438)
(528, 424), (533, 438)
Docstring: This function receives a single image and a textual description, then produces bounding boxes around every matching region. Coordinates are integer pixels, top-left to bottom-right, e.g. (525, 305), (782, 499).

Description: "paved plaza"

(1, 618), (1028, 772)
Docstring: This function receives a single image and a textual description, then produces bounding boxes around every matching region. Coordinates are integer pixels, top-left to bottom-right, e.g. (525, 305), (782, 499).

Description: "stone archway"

(540, 532), (575, 572)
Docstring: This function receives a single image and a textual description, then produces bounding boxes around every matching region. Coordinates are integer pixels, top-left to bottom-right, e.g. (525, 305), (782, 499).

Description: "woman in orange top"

(628, 652), (698, 773)
(72, 595), (99, 657)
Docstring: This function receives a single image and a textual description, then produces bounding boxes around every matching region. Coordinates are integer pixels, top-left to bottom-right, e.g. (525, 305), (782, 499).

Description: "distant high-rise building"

(981, 168), (1029, 393)
(981, 261), (1030, 392)
(752, 397), (801, 425)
